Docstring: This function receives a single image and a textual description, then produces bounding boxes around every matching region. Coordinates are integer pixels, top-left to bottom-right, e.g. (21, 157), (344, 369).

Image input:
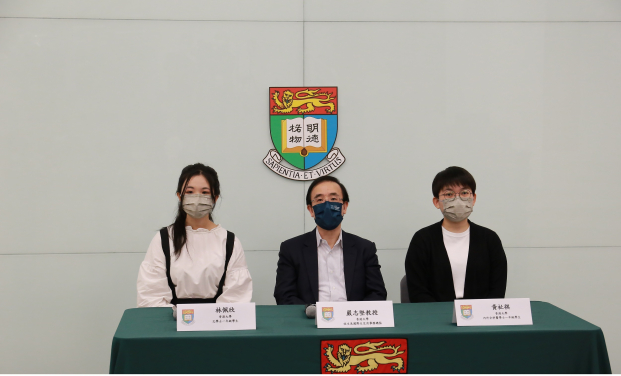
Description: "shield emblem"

(460, 305), (472, 319)
(182, 309), (194, 325)
(322, 307), (334, 322)
(269, 87), (338, 170)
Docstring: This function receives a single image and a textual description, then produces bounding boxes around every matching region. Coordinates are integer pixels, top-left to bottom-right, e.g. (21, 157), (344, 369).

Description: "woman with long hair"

(137, 163), (252, 308)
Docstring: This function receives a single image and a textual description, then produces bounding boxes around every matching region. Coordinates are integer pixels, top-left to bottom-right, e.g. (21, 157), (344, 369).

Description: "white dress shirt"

(442, 226), (470, 299)
(137, 225), (253, 307)
(316, 228), (348, 302)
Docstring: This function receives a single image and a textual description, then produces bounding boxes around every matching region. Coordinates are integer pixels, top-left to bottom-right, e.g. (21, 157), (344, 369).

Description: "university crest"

(263, 87), (345, 181)
(322, 307), (334, 322)
(460, 305), (473, 319)
(182, 309), (195, 325)
(321, 339), (407, 374)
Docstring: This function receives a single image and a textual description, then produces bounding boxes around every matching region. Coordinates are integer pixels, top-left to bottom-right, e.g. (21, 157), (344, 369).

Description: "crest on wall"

(263, 87), (345, 181)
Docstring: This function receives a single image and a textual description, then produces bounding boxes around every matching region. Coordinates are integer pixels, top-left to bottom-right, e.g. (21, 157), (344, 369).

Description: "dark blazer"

(405, 220), (507, 303)
(274, 229), (387, 305)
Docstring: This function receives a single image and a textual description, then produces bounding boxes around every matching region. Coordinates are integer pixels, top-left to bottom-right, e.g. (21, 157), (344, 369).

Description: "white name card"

(176, 303), (256, 331)
(452, 298), (533, 326)
(315, 301), (394, 329)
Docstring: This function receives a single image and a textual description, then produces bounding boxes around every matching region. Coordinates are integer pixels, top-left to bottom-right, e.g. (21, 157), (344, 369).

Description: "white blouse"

(137, 225), (253, 307)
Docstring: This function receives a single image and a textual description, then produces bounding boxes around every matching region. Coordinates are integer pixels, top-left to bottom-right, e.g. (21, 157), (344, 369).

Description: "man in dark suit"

(274, 176), (387, 305)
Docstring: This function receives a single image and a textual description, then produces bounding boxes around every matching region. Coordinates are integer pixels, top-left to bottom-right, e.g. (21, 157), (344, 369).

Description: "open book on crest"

(281, 117), (328, 156)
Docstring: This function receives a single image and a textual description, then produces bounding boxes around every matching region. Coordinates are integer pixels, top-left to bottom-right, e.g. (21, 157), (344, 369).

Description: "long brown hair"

(170, 163), (221, 258)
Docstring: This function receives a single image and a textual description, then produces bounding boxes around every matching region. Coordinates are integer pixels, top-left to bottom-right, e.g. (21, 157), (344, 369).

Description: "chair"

(400, 275), (410, 303)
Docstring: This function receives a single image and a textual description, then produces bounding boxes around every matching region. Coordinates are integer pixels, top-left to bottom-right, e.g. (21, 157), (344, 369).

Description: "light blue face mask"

(312, 201), (343, 230)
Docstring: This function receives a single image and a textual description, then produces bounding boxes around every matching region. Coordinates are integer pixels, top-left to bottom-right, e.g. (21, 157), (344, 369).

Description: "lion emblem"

(323, 341), (405, 373)
(272, 88), (335, 114)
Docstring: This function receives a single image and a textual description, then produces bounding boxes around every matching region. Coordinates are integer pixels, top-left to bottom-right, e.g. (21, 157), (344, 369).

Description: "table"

(110, 302), (611, 374)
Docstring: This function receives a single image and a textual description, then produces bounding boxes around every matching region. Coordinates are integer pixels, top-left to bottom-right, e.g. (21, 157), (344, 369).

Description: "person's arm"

(137, 233), (173, 307)
(274, 242), (306, 305)
(362, 242), (387, 301)
(486, 231), (507, 298)
(405, 231), (437, 303)
(217, 237), (253, 303)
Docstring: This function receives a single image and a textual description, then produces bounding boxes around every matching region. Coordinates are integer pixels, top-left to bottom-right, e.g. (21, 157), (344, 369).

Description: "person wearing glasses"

(274, 176), (387, 305)
(405, 166), (507, 303)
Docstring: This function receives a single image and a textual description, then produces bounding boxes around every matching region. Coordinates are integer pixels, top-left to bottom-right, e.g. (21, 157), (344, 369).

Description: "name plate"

(315, 301), (394, 329)
(177, 303), (256, 331)
(452, 298), (533, 326)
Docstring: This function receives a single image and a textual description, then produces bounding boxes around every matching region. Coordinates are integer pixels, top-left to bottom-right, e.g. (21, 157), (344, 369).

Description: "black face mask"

(313, 201), (343, 230)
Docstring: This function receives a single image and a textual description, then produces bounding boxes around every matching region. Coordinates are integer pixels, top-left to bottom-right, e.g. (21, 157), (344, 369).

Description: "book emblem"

(182, 309), (195, 325)
(460, 305), (473, 319)
(322, 307), (335, 322)
(263, 87), (346, 181)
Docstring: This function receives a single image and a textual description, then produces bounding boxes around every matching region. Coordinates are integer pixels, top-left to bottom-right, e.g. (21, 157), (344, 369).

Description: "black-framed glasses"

(439, 190), (473, 202)
(312, 196), (343, 205)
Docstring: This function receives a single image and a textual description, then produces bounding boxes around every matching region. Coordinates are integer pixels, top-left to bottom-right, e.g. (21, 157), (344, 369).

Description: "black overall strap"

(161, 228), (235, 305)
(159, 227), (179, 305)
(213, 231), (235, 301)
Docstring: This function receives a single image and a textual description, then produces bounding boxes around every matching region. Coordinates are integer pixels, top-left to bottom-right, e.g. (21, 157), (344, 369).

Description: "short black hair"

(432, 166), (476, 198)
(306, 176), (350, 205)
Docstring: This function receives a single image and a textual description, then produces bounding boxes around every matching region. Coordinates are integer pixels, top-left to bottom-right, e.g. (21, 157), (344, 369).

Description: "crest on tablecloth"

(321, 339), (407, 374)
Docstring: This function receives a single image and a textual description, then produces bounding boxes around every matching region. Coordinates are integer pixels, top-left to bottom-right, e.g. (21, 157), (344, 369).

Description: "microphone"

(305, 303), (316, 319)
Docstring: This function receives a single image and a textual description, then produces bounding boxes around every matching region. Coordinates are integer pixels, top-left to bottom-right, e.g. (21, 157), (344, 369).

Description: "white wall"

(1, 0), (620, 373)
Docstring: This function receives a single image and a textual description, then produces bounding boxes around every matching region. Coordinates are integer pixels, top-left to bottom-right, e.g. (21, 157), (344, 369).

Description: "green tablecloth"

(110, 302), (611, 374)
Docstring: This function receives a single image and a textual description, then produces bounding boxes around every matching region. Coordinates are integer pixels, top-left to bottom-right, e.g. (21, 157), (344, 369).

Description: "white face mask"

(182, 194), (214, 219)
(441, 197), (473, 222)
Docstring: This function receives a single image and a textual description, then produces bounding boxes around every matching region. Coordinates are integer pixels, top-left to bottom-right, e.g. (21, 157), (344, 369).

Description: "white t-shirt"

(137, 225), (253, 307)
(442, 226), (470, 299)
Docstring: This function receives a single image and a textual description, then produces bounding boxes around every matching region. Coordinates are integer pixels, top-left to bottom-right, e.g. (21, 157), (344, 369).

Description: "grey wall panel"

(504, 247), (621, 373)
(4, 0), (620, 22)
(0, 251), (282, 372)
(0, 0), (303, 21)
(375, 249), (408, 302)
(0, 253), (143, 373)
(245, 250), (280, 305)
(305, 0), (621, 22)
(0, 251), (279, 373)
(0, 18), (304, 254)
(304, 21), (621, 249)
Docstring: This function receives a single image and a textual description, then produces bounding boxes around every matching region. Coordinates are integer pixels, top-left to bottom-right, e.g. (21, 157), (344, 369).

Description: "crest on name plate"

(321, 339), (408, 374)
(182, 309), (195, 325)
(263, 87), (346, 181)
(322, 307), (335, 322)
(460, 305), (473, 319)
